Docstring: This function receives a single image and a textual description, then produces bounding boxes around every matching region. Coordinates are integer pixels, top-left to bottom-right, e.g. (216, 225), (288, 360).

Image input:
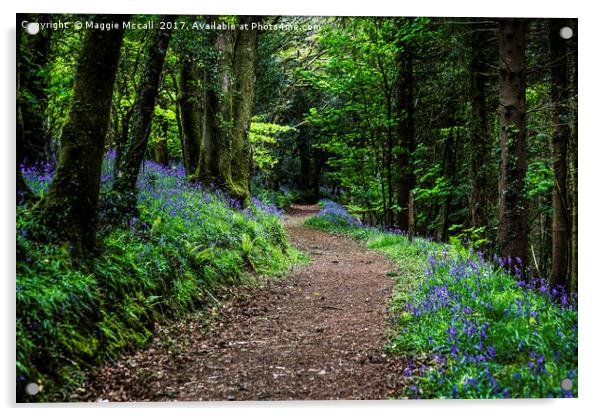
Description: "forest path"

(83, 204), (402, 401)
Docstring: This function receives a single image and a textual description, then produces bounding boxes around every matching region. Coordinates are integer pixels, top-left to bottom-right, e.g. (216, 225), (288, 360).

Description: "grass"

(17, 153), (301, 402)
(305, 200), (578, 399)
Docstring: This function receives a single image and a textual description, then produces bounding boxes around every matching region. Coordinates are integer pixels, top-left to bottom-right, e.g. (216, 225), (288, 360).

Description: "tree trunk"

(38, 15), (127, 255)
(113, 15), (175, 211)
(440, 124), (457, 242)
(568, 19), (578, 294)
(177, 57), (202, 176)
(468, 27), (492, 229)
(197, 22), (234, 189)
(17, 13), (52, 167)
(16, 18), (35, 204)
(197, 16), (260, 202)
(497, 18), (529, 266)
(230, 16), (261, 201)
(548, 18), (570, 290)
(395, 41), (415, 232)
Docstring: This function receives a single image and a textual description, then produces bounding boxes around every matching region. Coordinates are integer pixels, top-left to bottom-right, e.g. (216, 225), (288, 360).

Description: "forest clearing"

(16, 14), (577, 401)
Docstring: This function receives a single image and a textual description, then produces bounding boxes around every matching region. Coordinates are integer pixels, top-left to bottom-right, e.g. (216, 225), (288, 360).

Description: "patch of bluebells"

(20, 160), (55, 197)
(308, 200), (578, 399)
(395, 251), (577, 399)
(316, 200), (362, 228)
(19, 149), (286, 256)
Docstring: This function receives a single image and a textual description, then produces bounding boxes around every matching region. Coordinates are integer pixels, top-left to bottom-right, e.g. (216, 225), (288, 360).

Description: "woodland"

(16, 14), (577, 401)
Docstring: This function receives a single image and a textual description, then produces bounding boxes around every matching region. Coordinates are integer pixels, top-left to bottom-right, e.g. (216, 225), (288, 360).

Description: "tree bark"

(548, 18), (570, 289)
(113, 15), (175, 211)
(197, 21), (234, 189)
(568, 19), (578, 294)
(440, 124), (458, 242)
(468, 26), (492, 229)
(497, 18), (529, 266)
(230, 16), (261, 201)
(395, 40), (415, 232)
(38, 15), (127, 255)
(197, 16), (260, 202)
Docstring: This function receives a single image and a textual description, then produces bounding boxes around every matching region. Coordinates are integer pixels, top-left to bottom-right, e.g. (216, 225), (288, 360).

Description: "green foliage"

(299, 18), (434, 226)
(448, 225), (490, 254)
(16, 161), (298, 402)
(249, 120), (295, 187)
(148, 105), (181, 160)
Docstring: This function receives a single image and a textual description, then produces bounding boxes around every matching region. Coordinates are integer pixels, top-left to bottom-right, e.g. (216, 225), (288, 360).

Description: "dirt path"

(81, 204), (401, 401)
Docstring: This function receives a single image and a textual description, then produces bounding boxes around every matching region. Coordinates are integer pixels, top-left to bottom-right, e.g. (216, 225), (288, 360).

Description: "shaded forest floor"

(78, 204), (403, 401)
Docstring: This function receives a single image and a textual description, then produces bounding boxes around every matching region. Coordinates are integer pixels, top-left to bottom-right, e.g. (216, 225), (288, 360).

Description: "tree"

(230, 15), (261, 201)
(16, 18), (35, 204)
(38, 15), (127, 255)
(17, 14), (52, 168)
(113, 15), (175, 212)
(197, 16), (261, 201)
(497, 18), (529, 265)
(468, 24), (493, 229)
(568, 19), (578, 293)
(177, 55), (203, 176)
(548, 18), (570, 289)
(394, 32), (415, 233)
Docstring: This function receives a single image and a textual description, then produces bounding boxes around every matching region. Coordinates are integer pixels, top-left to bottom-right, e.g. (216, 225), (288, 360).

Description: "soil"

(78, 204), (404, 401)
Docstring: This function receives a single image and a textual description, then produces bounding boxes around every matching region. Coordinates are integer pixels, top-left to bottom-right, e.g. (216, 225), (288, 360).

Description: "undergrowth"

(17, 154), (300, 401)
(305, 200), (578, 399)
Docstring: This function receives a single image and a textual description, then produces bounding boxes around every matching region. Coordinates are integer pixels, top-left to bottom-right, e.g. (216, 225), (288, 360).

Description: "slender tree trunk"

(395, 41), (415, 232)
(385, 98), (394, 227)
(568, 19), (578, 294)
(497, 18), (529, 266)
(16, 19), (35, 204)
(177, 57), (202, 176)
(440, 124), (457, 242)
(468, 27), (492, 229)
(17, 13), (52, 166)
(38, 16), (127, 255)
(548, 18), (570, 289)
(113, 15), (175, 211)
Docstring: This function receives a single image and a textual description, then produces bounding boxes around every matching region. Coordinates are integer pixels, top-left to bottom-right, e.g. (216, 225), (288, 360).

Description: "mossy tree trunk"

(231, 15), (261, 201)
(197, 16), (260, 202)
(113, 15), (175, 211)
(37, 15), (127, 255)
(497, 18), (529, 266)
(197, 22), (235, 191)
